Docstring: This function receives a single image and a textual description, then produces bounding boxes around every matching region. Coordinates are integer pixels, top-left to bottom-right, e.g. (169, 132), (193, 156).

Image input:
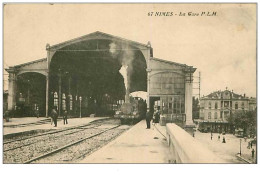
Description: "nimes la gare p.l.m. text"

(148, 11), (217, 16)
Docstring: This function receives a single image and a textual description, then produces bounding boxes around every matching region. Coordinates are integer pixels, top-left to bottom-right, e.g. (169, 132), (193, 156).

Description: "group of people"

(145, 107), (160, 129)
(50, 109), (68, 127)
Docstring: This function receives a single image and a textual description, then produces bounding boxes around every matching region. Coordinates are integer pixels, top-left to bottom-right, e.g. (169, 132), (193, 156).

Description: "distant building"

(200, 88), (255, 122)
(249, 97), (257, 111)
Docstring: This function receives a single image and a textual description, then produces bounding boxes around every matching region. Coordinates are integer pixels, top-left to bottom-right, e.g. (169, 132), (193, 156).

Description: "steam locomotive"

(114, 98), (146, 125)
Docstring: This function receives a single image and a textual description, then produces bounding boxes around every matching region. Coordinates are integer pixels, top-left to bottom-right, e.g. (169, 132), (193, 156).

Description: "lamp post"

(239, 138), (242, 156)
(79, 96), (82, 118)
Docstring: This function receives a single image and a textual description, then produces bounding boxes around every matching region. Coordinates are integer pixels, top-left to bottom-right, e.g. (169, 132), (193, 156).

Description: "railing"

(166, 123), (226, 163)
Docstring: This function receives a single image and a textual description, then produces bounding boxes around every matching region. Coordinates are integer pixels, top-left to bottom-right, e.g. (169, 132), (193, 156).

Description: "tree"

(227, 110), (257, 137)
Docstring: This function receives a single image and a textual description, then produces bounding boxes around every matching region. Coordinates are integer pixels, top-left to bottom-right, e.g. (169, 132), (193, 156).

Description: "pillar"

(146, 68), (151, 109)
(147, 75), (150, 109)
(184, 67), (196, 135)
(45, 74), (49, 117)
(144, 45), (151, 109)
(46, 44), (54, 117)
(185, 80), (193, 126)
(7, 70), (17, 110)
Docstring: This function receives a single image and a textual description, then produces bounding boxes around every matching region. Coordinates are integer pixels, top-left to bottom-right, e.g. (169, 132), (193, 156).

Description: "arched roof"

(47, 31), (151, 51)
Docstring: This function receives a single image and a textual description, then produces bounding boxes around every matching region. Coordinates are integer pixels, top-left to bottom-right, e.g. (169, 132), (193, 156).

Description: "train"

(114, 98), (147, 125)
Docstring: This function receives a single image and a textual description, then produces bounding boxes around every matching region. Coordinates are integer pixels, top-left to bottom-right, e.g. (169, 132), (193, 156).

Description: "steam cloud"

(109, 42), (134, 91)
(119, 65), (128, 90)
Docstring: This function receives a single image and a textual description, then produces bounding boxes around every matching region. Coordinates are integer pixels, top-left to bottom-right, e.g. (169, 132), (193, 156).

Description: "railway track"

(4, 118), (109, 144)
(24, 125), (120, 164)
(3, 125), (98, 152)
(3, 118), (126, 163)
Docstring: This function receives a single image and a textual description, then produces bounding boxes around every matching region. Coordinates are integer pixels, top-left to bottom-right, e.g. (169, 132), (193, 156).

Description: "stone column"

(45, 74), (49, 117)
(7, 69), (17, 110)
(185, 79), (193, 126)
(147, 69), (151, 109)
(144, 46), (151, 110)
(46, 44), (54, 117)
(184, 67), (196, 135)
(147, 77), (150, 108)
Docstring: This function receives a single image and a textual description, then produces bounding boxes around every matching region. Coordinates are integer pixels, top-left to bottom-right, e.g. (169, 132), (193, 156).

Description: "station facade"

(6, 31), (196, 125)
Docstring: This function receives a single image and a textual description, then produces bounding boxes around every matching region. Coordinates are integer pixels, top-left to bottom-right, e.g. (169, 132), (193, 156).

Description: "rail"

(23, 125), (120, 164)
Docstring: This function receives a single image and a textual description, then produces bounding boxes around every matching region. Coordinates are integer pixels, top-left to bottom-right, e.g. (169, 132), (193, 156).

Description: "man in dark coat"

(51, 109), (58, 127)
(63, 110), (68, 125)
(4, 110), (10, 122)
(153, 108), (160, 124)
(146, 108), (153, 129)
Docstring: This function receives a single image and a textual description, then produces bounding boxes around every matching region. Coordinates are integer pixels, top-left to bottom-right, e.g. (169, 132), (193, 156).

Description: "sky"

(3, 3), (257, 97)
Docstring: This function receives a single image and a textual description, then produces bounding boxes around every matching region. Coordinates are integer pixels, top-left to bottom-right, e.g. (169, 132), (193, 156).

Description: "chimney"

(244, 93), (246, 98)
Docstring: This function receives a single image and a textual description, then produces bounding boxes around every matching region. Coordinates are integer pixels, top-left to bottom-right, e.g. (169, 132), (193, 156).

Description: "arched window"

(208, 102), (211, 109)
(62, 93), (66, 111)
(214, 112), (217, 119)
(208, 112), (211, 119)
(69, 95), (73, 111)
(235, 102), (238, 109)
(215, 102), (218, 109)
(54, 92), (58, 108)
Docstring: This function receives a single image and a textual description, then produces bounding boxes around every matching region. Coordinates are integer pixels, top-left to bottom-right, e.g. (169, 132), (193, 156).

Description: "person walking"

(222, 136), (226, 143)
(218, 135), (220, 141)
(35, 107), (39, 118)
(152, 108), (160, 129)
(252, 148), (255, 158)
(63, 110), (68, 125)
(51, 109), (58, 127)
(146, 108), (153, 129)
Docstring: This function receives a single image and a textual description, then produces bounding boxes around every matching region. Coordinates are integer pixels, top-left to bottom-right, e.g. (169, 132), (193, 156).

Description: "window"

(54, 92), (58, 108)
(224, 101), (229, 107)
(215, 102), (218, 109)
(208, 112), (211, 119)
(235, 102), (238, 109)
(69, 95), (73, 111)
(242, 102), (244, 110)
(214, 112), (217, 119)
(161, 95), (184, 115)
(208, 102), (211, 109)
(62, 93), (66, 111)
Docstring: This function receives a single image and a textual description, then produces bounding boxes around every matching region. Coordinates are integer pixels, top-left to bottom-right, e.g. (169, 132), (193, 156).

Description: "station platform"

(3, 117), (108, 136)
(80, 120), (170, 163)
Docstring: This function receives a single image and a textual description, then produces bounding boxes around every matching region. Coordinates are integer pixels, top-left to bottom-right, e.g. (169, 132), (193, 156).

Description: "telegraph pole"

(199, 72), (201, 99)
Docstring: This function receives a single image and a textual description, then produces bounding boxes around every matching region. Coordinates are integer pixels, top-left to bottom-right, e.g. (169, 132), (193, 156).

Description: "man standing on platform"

(63, 110), (68, 125)
(153, 107), (160, 125)
(146, 108), (153, 129)
(51, 109), (58, 127)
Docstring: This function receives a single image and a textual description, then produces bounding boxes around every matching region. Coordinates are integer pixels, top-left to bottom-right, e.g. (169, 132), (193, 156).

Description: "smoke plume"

(119, 65), (128, 90)
(109, 42), (134, 103)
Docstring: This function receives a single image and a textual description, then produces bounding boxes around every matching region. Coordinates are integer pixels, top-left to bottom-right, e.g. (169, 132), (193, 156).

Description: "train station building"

(6, 31), (196, 126)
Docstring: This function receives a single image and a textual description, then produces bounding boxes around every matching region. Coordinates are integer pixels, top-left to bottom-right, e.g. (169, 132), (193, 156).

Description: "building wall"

(148, 58), (195, 124)
(200, 98), (250, 121)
